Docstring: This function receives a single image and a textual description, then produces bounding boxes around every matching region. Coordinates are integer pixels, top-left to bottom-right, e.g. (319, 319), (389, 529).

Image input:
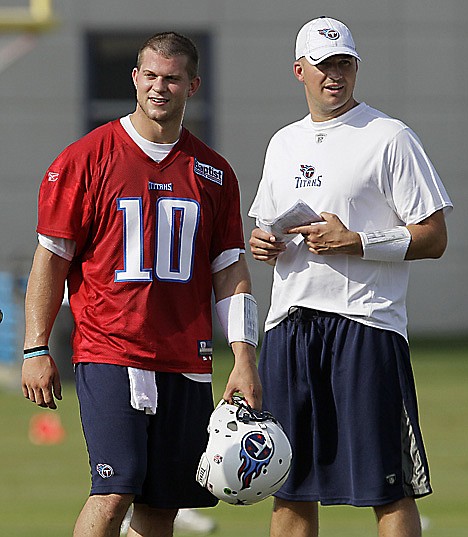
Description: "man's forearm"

(24, 244), (71, 348)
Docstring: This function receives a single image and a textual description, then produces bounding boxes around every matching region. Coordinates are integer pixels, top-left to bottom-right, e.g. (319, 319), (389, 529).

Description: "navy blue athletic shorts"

(259, 307), (432, 507)
(75, 363), (218, 509)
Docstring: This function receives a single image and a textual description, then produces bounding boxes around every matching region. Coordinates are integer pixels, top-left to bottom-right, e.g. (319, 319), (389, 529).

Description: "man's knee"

(373, 496), (419, 519)
(274, 497), (317, 515)
(130, 504), (178, 535)
(374, 497), (422, 537)
(88, 493), (134, 521)
(271, 498), (319, 537)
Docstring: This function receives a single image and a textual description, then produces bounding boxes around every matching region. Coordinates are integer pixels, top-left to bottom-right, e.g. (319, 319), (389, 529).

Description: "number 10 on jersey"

(115, 197), (200, 283)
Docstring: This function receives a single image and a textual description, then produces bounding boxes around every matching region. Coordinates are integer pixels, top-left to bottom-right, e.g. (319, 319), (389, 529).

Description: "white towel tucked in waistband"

(128, 367), (158, 415)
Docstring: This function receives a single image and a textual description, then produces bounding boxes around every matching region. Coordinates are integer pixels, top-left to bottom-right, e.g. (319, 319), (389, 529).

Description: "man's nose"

(153, 77), (166, 91)
(327, 66), (343, 80)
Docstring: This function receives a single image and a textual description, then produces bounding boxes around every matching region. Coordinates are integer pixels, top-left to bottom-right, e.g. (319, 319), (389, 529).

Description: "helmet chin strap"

(233, 395), (277, 424)
(231, 396), (275, 448)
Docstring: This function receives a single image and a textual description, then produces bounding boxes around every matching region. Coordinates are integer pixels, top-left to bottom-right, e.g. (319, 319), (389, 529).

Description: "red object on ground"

(29, 413), (66, 445)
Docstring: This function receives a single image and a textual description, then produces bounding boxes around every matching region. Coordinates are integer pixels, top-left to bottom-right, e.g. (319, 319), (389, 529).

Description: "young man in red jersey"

(22, 32), (261, 537)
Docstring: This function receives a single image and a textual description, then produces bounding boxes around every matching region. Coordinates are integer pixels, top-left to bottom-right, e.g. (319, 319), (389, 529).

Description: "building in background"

(0, 0), (466, 372)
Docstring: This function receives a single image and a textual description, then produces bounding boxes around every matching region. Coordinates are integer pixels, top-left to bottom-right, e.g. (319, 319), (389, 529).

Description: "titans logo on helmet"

(237, 431), (274, 490)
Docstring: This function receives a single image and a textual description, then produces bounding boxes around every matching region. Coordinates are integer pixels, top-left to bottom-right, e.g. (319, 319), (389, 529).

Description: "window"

(84, 30), (212, 144)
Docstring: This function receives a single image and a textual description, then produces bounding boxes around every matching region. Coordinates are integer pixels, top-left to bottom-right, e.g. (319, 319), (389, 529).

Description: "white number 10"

(115, 197), (200, 283)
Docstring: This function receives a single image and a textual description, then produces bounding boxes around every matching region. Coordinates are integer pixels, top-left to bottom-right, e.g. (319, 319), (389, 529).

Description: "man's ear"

(293, 60), (305, 82)
(132, 67), (138, 90)
(188, 76), (201, 98)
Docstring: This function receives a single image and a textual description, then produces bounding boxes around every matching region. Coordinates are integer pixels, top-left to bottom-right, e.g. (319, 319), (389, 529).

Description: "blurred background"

(0, 1), (467, 535)
(0, 0), (467, 369)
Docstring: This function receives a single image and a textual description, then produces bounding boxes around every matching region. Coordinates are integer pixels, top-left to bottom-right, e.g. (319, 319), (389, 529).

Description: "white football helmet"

(196, 396), (292, 505)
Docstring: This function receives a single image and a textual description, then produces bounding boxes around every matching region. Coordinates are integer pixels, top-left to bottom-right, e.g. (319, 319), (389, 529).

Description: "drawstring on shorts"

(287, 306), (342, 323)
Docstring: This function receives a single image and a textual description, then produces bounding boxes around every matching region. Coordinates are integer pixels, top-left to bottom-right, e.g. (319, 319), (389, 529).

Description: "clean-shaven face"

(294, 54), (358, 121)
(132, 49), (200, 132)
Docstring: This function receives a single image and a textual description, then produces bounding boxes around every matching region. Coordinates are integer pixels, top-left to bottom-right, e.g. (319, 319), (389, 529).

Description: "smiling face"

(131, 48), (201, 142)
(294, 54), (358, 122)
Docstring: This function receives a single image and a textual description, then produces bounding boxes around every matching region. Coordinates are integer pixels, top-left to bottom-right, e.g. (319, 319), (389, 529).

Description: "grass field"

(0, 340), (467, 536)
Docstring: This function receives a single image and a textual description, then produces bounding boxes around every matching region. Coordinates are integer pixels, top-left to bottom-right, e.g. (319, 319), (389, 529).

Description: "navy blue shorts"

(75, 363), (218, 509)
(259, 308), (432, 507)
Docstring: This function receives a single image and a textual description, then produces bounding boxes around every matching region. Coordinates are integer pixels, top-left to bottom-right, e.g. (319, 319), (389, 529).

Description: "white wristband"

(358, 226), (411, 262)
(215, 293), (258, 347)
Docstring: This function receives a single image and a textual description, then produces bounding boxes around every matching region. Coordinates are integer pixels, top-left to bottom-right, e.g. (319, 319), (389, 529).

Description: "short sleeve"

(37, 145), (94, 255)
(384, 128), (453, 224)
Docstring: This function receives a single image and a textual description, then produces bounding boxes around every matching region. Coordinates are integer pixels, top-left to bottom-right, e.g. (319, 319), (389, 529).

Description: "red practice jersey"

(37, 121), (245, 373)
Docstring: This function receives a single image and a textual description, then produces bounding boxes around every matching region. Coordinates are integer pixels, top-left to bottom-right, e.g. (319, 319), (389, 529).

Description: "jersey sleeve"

(37, 145), (94, 255)
(210, 165), (245, 261)
(384, 128), (453, 224)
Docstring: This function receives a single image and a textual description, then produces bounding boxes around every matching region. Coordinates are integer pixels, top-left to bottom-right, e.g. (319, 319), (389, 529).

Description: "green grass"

(1, 341), (467, 536)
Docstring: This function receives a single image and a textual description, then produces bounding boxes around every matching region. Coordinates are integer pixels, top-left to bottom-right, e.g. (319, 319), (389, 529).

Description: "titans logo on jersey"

(296, 164), (322, 189)
(237, 431), (274, 490)
(300, 164), (315, 178)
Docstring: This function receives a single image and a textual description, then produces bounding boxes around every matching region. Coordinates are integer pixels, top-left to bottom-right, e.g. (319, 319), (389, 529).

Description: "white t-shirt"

(249, 103), (452, 339)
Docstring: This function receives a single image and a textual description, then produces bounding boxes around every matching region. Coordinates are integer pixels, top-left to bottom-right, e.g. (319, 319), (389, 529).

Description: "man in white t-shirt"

(249, 16), (452, 537)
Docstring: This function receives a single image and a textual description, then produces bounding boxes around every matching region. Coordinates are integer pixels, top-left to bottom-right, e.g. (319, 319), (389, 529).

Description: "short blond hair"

(136, 32), (199, 79)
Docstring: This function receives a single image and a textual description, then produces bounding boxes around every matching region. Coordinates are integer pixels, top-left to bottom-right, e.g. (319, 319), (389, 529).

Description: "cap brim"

(303, 49), (361, 65)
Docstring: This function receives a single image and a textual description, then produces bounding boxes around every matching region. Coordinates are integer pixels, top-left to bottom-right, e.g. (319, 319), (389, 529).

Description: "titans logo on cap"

(318, 28), (340, 40)
(237, 432), (273, 490)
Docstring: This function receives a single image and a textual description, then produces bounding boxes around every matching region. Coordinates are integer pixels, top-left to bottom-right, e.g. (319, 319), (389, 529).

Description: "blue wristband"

(23, 346), (50, 359)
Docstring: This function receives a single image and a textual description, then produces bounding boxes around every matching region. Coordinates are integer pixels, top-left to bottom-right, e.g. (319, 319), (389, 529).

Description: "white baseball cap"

(295, 16), (361, 65)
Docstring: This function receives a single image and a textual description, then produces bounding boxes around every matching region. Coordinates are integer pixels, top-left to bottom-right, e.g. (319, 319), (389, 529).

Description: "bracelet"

(23, 345), (50, 359)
